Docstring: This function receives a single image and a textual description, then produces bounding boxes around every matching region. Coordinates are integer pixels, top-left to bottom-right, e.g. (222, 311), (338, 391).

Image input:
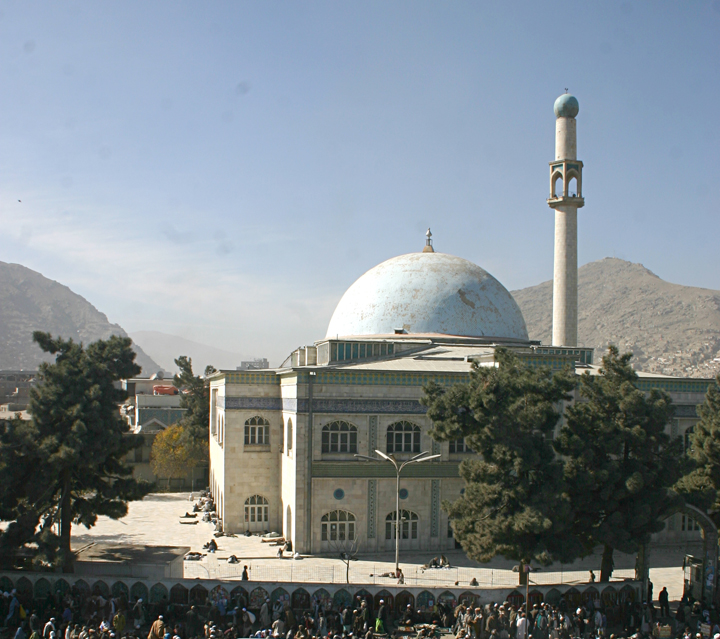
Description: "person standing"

(376, 600), (388, 634)
(659, 588), (670, 618)
(261, 600), (271, 629)
(516, 613), (528, 639)
(147, 616), (165, 639)
(112, 611), (126, 638)
(133, 600), (145, 632)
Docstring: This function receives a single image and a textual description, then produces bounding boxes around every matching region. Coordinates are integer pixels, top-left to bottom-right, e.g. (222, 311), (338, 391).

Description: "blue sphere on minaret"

(554, 93), (579, 118)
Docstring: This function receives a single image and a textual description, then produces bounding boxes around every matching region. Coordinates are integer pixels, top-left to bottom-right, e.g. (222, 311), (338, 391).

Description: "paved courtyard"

(72, 493), (687, 600)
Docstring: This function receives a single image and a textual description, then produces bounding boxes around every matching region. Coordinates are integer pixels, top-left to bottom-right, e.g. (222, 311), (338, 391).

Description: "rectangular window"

(450, 438), (471, 453)
(381, 344), (387, 356)
(388, 343), (394, 355)
(331, 343), (337, 361)
(352, 343), (358, 359)
(321, 524), (328, 541)
(359, 344), (366, 358)
(373, 344), (379, 356)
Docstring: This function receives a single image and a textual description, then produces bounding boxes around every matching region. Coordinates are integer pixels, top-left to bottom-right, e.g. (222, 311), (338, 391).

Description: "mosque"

(208, 94), (710, 554)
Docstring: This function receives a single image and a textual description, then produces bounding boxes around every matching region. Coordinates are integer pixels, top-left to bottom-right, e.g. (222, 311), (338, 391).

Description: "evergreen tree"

(555, 346), (682, 581)
(173, 356), (216, 446)
(422, 348), (581, 573)
(676, 375), (720, 516)
(0, 332), (151, 571)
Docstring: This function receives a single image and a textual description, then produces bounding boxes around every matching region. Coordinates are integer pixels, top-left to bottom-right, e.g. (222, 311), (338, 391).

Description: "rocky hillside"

(512, 258), (720, 378)
(0, 260), (160, 374)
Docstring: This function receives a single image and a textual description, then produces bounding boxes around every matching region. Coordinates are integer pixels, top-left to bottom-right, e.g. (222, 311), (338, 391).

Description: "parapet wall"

(0, 571), (641, 614)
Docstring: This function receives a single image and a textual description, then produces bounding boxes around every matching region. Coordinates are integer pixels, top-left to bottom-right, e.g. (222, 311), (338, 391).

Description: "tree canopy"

(555, 346), (682, 580)
(422, 348), (580, 569)
(150, 424), (193, 488)
(173, 356), (216, 447)
(0, 332), (151, 571)
(676, 375), (720, 517)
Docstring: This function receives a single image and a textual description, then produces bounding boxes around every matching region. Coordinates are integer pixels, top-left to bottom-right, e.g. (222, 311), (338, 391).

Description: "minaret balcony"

(547, 195), (585, 209)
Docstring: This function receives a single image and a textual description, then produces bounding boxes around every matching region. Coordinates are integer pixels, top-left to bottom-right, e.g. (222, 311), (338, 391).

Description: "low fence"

(183, 560), (639, 588)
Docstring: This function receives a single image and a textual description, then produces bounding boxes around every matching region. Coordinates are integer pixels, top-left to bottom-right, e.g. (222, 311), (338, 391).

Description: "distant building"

(237, 359), (270, 371)
(0, 370), (36, 410)
(121, 373), (206, 490)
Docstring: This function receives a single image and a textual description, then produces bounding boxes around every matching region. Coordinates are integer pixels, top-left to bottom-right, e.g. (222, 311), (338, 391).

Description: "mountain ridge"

(0, 260), (160, 374)
(512, 257), (720, 378)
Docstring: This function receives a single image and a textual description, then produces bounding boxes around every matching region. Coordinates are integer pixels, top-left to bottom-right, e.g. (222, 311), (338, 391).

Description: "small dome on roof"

(554, 94), (579, 118)
(325, 251), (529, 341)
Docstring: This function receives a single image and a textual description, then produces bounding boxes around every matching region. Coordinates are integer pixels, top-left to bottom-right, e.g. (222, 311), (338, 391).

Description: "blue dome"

(325, 252), (529, 341)
(554, 94), (579, 118)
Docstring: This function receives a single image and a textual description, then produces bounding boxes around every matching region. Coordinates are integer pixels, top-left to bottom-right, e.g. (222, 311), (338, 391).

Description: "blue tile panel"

(430, 480), (440, 538)
(367, 479), (377, 539)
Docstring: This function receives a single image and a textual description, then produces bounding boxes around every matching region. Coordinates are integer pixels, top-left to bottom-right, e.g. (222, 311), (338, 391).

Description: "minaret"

(547, 93), (584, 347)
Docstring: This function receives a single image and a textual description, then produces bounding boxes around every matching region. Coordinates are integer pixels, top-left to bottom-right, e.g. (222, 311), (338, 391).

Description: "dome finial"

(423, 228), (434, 253)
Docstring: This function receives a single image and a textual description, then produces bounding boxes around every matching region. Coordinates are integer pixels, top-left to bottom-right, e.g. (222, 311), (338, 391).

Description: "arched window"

(244, 495), (269, 528)
(322, 421), (358, 454)
(287, 418), (293, 453)
(386, 421), (420, 454)
(567, 176), (578, 197)
(385, 510), (418, 540)
(552, 173), (563, 198)
(321, 510), (356, 542)
(245, 416), (270, 445)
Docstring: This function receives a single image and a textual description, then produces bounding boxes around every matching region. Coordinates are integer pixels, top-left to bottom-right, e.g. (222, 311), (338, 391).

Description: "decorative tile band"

(223, 397), (427, 415)
(430, 480), (440, 538)
(222, 396), (283, 411)
(311, 371), (467, 387)
(313, 398), (426, 415)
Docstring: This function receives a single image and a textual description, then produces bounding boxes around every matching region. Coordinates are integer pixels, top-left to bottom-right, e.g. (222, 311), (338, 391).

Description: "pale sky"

(1, 2), (719, 366)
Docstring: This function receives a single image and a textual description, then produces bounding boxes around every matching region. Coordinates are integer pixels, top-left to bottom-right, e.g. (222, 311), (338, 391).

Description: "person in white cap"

(132, 599), (145, 630)
(376, 600), (388, 634)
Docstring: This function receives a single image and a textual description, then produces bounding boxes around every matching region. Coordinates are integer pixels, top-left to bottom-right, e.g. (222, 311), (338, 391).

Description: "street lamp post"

(355, 449), (441, 576)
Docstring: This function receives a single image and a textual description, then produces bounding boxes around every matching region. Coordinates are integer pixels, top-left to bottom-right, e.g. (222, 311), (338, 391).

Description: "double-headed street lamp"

(355, 449), (441, 575)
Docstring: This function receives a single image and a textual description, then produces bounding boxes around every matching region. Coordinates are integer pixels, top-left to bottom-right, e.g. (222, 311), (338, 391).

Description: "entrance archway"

(662, 504), (718, 604)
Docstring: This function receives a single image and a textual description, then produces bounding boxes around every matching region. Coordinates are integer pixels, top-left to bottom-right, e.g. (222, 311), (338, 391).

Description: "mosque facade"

(208, 94), (711, 554)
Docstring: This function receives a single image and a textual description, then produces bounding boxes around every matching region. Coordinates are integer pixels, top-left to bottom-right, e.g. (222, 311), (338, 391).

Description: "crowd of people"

(0, 581), (713, 639)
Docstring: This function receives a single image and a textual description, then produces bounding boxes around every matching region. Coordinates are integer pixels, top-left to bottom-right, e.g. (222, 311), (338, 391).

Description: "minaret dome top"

(554, 93), (579, 118)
